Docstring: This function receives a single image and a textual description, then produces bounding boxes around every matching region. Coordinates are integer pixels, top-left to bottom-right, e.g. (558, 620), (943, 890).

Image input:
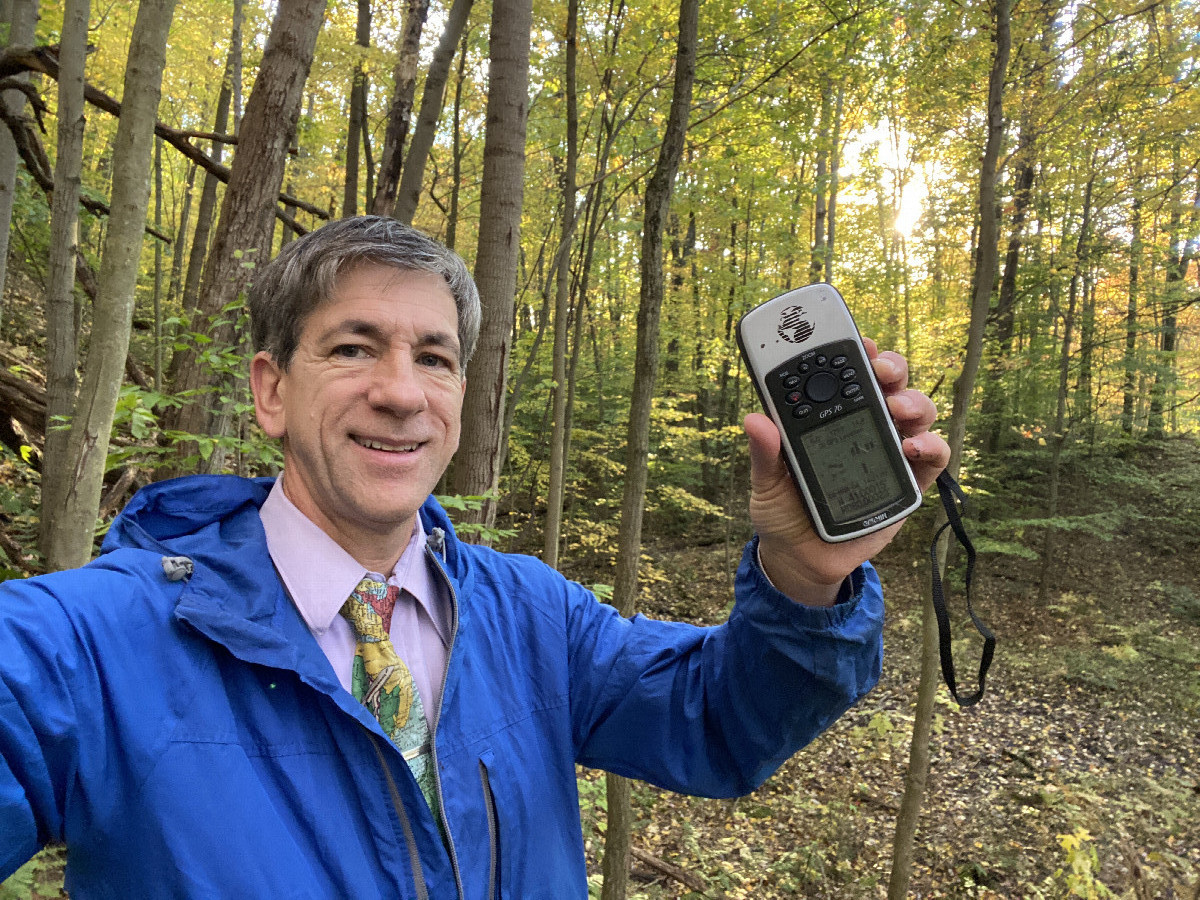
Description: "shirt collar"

(259, 476), (449, 645)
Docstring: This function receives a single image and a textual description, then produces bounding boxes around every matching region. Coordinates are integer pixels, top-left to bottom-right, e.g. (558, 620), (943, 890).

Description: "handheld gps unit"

(737, 283), (922, 543)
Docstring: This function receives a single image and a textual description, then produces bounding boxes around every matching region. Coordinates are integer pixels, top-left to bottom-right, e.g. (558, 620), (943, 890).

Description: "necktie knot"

(342, 576), (400, 635)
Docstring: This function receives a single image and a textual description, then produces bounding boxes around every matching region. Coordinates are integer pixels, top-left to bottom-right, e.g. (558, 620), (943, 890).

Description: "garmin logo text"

(777, 306), (814, 344)
(862, 512), (888, 527)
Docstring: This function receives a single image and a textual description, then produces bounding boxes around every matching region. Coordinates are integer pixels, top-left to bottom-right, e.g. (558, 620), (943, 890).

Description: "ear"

(250, 351), (287, 439)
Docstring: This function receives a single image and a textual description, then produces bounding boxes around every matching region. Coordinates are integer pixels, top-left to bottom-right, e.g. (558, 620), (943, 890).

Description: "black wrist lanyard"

(929, 470), (995, 707)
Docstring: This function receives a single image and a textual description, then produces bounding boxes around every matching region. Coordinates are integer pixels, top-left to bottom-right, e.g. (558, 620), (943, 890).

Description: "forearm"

(570, 539), (883, 796)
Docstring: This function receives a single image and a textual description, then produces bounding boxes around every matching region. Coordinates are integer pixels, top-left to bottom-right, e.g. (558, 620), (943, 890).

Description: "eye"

(418, 351), (456, 371)
(332, 344), (370, 360)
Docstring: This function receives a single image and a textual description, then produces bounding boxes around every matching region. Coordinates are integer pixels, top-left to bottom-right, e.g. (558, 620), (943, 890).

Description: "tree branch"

(0, 103), (175, 243)
(630, 847), (727, 899)
(0, 45), (326, 222)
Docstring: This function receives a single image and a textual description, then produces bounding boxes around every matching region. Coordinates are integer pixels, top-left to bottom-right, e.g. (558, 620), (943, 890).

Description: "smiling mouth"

(355, 437), (422, 453)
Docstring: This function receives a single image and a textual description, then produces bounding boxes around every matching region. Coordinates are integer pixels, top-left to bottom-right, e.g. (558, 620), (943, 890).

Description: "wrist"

(755, 542), (847, 608)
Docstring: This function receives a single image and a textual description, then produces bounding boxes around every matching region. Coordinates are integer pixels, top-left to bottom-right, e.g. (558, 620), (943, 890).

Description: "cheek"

(443, 401), (463, 451)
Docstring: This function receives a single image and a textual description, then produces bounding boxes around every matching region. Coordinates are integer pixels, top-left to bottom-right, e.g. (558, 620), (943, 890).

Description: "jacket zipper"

(478, 760), (499, 899)
(370, 733), (429, 900)
(425, 536), (466, 900)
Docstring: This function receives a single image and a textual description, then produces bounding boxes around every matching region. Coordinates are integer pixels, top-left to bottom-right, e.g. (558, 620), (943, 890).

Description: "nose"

(366, 351), (428, 415)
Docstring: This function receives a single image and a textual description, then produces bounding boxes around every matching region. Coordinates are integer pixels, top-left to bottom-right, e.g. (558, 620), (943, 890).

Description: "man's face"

(251, 263), (465, 568)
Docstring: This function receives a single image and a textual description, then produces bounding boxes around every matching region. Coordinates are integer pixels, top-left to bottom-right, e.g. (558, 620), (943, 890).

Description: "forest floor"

(577, 435), (1200, 899)
(3, 439), (1198, 899)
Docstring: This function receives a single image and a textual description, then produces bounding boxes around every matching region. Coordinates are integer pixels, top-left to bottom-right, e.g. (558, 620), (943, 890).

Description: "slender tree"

(39, 0), (90, 559)
(180, 5), (242, 316)
(42, 0), (179, 571)
(600, 0), (699, 894)
(889, 0), (1010, 894)
(451, 0), (534, 536)
(343, 0), (371, 217)
(542, 0), (579, 568)
(161, 0), (328, 476)
(1121, 149), (1144, 434)
(0, 0), (37, 332)
(393, 0), (475, 225)
(371, 0), (431, 216)
(167, 163), (196, 306)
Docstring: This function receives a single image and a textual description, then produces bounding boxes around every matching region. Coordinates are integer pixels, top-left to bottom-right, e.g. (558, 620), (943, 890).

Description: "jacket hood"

(103, 475), (276, 555)
(103, 474), (473, 598)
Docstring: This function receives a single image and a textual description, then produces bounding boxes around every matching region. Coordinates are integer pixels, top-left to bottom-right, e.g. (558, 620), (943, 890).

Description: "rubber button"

(785, 390), (803, 405)
(805, 371), (839, 403)
(842, 383), (862, 398)
(832, 355), (847, 368)
(783, 374), (801, 389)
(793, 404), (813, 419)
(841, 367), (857, 381)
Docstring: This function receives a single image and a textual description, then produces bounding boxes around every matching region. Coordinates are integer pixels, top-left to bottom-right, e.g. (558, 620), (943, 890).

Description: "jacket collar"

(104, 476), (473, 700)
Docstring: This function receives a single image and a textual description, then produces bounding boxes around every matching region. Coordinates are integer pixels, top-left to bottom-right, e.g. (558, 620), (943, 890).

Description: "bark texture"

(888, 1), (1010, 895)
(392, 0), (475, 224)
(450, 0), (534, 536)
(370, 0), (430, 216)
(601, 0), (699, 894)
(0, 0), (37, 331)
(43, 0), (179, 570)
(160, 0), (327, 476)
(40, 0), (90, 557)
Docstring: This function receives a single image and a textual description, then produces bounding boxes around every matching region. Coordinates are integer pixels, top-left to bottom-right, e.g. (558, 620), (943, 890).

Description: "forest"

(0, 0), (1197, 896)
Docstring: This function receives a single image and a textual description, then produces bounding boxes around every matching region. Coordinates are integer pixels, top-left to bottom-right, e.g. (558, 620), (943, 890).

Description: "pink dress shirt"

(259, 477), (452, 723)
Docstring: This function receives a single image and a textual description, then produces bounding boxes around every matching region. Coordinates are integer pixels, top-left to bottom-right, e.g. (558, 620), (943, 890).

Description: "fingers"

(886, 389), (938, 437)
(871, 350), (909, 394)
(902, 430), (951, 492)
(863, 340), (948, 492)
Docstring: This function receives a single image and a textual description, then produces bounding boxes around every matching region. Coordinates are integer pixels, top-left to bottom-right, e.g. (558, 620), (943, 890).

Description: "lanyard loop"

(929, 470), (994, 707)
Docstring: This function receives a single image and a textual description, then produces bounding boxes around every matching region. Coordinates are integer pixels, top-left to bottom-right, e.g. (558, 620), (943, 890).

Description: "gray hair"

(249, 216), (481, 371)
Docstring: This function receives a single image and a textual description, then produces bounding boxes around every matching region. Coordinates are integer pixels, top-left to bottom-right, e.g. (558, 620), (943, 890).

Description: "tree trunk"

(371, 0), (431, 216)
(342, 0), (371, 217)
(393, 0), (475, 225)
(600, 0), (698, 895)
(167, 162), (196, 305)
(979, 139), (1035, 454)
(39, 0), (89, 560)
(445, 29), (470, 251)
(153, 136), (164, 388)
(0, 0), (37, 333)
(888, 1), (1010, 895)
(160, 0), (327, 477)
(1147, 156), (1197, 440)
(1121, 167), (1142, 434)
(542, 0), (578, 569)
(42, 0), (178, 571)
(808, 76), (832, 284)
(1038, 171), (1092, 602)
(980, 0), (1054, 453)
(180, 8), (240, 317)
(824, 79), (844, 284)
(450, 0), (534, 537)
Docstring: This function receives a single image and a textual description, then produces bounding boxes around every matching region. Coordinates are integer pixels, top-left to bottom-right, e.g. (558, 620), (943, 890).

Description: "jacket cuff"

(740, 535), (877, 630)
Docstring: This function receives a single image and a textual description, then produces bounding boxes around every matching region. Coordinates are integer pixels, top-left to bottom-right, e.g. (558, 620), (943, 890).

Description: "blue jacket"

(0, 475), (883, 898)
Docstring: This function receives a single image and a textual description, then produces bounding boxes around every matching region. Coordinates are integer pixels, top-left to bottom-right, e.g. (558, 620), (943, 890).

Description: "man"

(0, 216), (950, 898)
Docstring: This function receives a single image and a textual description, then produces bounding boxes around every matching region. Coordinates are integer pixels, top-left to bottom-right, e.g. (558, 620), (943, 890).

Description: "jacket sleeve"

(0, 577), (86, 880)
(567, 537), (883, 798)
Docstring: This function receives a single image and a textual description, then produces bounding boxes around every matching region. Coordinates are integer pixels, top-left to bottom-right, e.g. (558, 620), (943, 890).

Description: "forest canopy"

(0, 1), (1195, 554)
